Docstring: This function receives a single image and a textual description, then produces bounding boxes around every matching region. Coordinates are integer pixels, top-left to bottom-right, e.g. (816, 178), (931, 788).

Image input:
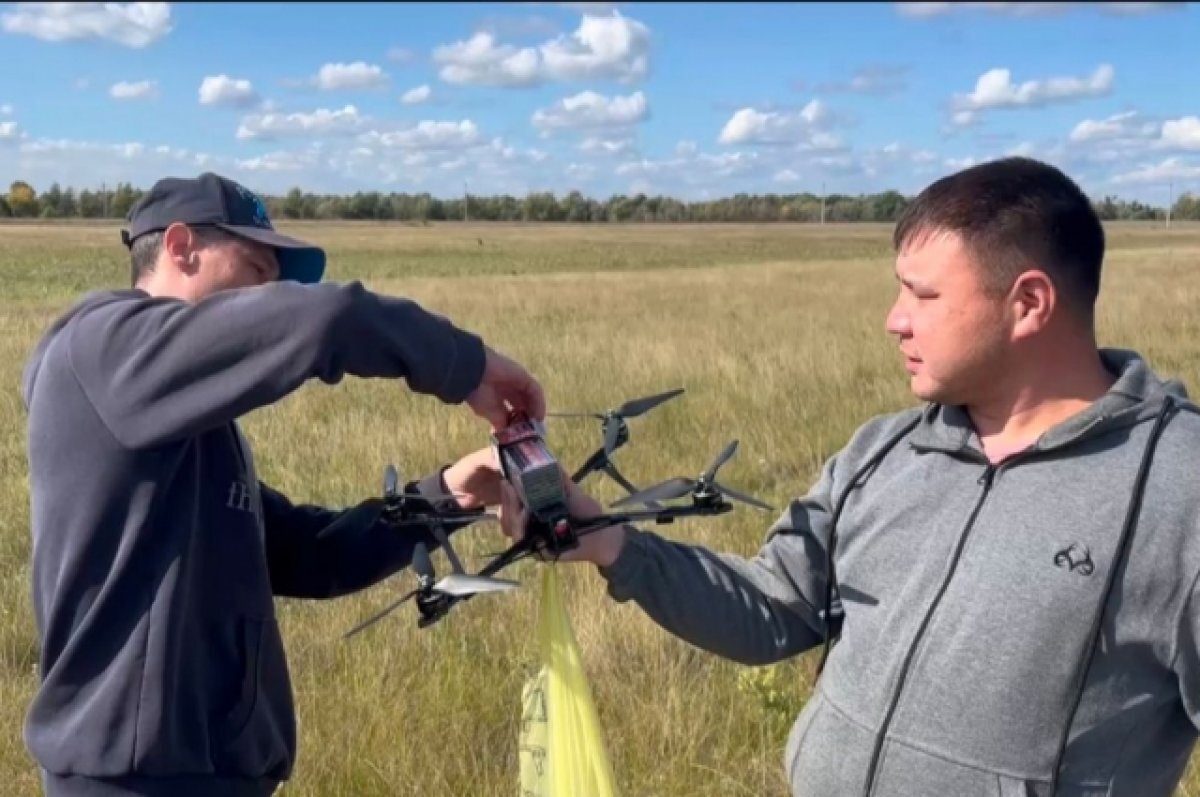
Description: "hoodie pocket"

(223, 617), (263, 738)
(785, 690), (876, 796)
(211, 616), (293, 779)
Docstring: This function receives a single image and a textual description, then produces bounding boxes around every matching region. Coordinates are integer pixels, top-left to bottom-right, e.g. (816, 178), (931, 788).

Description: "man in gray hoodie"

(22, 172), (543, 796)
(498, 156), (1200, 796)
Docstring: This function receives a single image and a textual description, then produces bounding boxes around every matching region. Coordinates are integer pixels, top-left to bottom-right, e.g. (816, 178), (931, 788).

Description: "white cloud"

(1161, 117), (1200, 151)
(718, 101), (843, 148)
(235, 149), (321, 172)
(565, 162), (598, 180)
(199, 75), (259, 108)
(433, 11), (650, 87)
(0, 104), (12, 115)
(237, 105), (367, 140)
(532, 90), (647, 131)
(401, 84), (432, 105)
(1069, 110), (1158, 142)
(0, 121), (21, 140)
(433, 33), (541, 88)
(1111, 157), (1200, 185)
(359, 120), (483, 151)
(1, 2), (172, 47)
(110, 80), (158, 100)
(6, 137), (221, 191)
(312, 62), (389, 91)
(617, 148), (765, 182)
(944, 155), (979, 169)
(580, 136), (636, 156)
(387, 46), (417, 63)
(953, 64), (1113, 115)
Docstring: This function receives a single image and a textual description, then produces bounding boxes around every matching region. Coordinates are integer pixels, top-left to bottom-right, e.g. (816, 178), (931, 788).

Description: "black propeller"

(551, 388), (685, 509)
(550, 387), (684, 459)
(610, 440), (774, 512)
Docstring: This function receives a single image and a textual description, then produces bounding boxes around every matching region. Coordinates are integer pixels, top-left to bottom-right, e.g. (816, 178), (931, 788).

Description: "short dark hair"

(129, 225), (241, 287)
(893, 156), (1105, 322)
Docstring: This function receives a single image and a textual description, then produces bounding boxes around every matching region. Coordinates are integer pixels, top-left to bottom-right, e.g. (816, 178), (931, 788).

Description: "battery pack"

(492, 412), (579, 554)
(493, 414), (568, 519)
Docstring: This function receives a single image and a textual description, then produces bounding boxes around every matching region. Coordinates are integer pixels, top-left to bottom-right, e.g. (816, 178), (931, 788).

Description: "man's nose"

(885, 302), (910, 337)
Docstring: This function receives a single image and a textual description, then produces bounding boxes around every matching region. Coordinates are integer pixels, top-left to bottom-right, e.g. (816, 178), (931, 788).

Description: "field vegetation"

(2, 220), (1199, 795)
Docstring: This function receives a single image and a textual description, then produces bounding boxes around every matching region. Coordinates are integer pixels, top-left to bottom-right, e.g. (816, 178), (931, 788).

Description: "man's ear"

(1009, 269), (1056, 341)
(162, 223), (200, 276)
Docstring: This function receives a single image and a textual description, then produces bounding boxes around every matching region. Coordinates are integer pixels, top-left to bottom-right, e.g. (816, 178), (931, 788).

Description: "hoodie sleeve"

(261, 469), (471, 599)
(597, 453), (839, 666)
(65, 281), (486, 449)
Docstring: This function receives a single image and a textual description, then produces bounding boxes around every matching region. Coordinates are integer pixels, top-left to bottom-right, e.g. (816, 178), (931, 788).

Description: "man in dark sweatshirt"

(498, 157), (1200, 796)
(21, 172), (542, 796)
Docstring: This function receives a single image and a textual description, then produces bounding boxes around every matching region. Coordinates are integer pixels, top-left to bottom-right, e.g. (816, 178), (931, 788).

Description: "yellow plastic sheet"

(519, 566), (618, 797)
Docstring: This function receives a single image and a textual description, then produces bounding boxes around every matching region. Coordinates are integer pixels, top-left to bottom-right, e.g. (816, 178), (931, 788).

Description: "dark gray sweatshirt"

(600, 349), (1200, 796)
(21, 280), (488, 796)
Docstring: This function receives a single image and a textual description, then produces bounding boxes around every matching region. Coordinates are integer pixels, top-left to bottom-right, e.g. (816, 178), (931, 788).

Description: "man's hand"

(497, 469), (627, 567)
(465, 346), (546, 431)
(441, 446), (504, 510)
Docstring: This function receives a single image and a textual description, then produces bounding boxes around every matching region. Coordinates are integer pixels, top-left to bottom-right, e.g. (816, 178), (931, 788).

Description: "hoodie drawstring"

(1048, 395), (1179, 794)
(816, 413), (922, 677)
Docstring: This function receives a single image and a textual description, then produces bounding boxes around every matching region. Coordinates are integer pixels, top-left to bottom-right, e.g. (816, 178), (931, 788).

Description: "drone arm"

(260, 470), (454, 599)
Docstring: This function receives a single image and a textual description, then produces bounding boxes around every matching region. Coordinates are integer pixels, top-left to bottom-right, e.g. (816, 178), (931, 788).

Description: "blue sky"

(1, 1), (1197, 203)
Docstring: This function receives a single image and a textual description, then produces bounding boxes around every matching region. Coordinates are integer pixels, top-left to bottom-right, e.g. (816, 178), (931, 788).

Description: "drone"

(339, 389), (774, 638)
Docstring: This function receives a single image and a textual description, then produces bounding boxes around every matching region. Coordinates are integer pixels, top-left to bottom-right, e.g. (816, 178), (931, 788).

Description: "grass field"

(3, 220), (1200, 796)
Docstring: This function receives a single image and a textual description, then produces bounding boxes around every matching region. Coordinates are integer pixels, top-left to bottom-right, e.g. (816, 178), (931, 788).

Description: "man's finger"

(523, 380), (547, 421)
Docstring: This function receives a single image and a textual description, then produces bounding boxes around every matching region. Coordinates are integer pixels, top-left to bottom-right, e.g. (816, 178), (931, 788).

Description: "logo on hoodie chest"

(1054, 542), (1095, 576)
(226, 479), (255, 514)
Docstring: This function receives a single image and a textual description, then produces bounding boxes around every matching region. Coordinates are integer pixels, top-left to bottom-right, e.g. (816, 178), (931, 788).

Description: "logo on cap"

(235, 184), (273, 230)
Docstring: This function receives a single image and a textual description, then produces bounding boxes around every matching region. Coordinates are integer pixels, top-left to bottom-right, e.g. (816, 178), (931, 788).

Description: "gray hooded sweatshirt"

(600, 349), (1200, 796)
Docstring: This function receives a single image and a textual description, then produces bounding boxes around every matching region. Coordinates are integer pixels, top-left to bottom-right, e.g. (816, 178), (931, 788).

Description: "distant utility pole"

(820, 181), (826, 225)
(1167, 180), (1173, 230)
(463, 180), (469, 223)
(102, 182), (108, 217)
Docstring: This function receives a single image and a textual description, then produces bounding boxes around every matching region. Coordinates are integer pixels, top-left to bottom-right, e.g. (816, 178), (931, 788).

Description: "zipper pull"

(978, 464), (996, 487)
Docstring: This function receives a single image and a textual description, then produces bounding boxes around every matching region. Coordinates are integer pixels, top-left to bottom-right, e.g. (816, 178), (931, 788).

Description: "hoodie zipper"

(862, 460), (998, 797)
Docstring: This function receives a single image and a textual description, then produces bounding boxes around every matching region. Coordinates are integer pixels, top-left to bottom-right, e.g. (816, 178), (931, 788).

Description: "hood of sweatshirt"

(906, 347), (1191, 459)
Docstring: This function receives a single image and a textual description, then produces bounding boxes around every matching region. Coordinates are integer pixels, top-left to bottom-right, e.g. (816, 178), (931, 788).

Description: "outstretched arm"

(496, 454), (841, 667)
(597, 482), (835, 666)
(65, 280), (486, 449)
(261, 469), (465, 600)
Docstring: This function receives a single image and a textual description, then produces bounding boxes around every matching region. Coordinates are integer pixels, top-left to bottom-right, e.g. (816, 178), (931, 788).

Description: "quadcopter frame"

(340, 389), (774, 638)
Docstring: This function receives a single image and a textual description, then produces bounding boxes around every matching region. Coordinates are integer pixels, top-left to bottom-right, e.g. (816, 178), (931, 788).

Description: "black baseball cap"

(121, 172), (325, 284)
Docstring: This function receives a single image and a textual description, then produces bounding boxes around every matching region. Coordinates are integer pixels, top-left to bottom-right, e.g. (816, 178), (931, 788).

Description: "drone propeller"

(614, 387), (686, 419)
(549, 387), (685, 459)
(343, 541), (518, 638)
(610, 440), (774, 512)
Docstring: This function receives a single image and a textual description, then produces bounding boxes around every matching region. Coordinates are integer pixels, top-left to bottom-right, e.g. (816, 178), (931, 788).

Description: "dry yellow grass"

(2, 220), (1200, 796)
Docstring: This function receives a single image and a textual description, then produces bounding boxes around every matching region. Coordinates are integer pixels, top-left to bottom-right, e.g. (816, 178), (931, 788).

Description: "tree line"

(3, 179), (1195, 224)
